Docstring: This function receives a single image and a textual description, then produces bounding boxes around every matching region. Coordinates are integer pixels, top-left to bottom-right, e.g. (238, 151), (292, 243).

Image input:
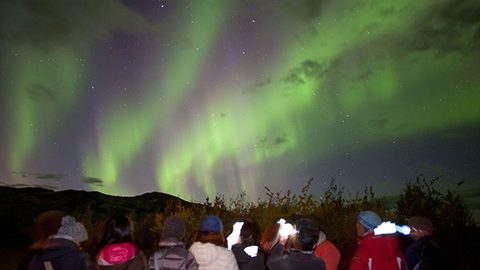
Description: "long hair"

(99, 214), (134, 246)
(196, 231), (225, 247)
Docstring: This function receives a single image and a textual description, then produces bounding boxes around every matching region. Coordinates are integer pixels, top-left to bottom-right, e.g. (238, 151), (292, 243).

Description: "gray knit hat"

(57, 216), (88, 243)
(162, 216), (186, 239)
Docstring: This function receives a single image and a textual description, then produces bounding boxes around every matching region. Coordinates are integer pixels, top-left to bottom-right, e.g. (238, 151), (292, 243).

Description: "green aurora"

(1, 0), (479, 201)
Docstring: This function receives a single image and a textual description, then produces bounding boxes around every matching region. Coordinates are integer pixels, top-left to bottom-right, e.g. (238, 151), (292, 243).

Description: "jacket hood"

(97, 242), (137, 265)
(316, 231), (326, 245)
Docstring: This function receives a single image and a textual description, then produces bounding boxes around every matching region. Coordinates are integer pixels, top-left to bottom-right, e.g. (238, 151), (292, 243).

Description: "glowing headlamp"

(374, 221), (411, 235)
(227, 221), (244, 250)
(244, 245), (259, 257)
(277, 218), (297, 237)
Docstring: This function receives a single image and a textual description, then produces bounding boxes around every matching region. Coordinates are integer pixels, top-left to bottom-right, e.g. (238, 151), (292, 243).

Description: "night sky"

(1, 0), (479, 202)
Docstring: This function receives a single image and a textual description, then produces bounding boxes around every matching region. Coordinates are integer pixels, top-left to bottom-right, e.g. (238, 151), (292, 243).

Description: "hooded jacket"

(350, 232), (405, 270)
(27, 237), (94, 270)
(189, 242), (238, 270)
(149, 237), (198, 270)
(314, 231), (341, 270)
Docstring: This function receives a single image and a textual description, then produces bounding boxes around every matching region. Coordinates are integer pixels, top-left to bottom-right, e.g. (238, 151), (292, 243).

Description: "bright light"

(277, 218), (296, 237)
(244, 245), (258, 257)
(227, 221), (244, 250)
(396, 225), (411, 235)
(374, 221), (411, 235)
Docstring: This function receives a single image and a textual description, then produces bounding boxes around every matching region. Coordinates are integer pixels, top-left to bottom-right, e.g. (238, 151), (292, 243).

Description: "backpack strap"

(153, 249), (169, 270)
(154, 251), (159, 270)
(44, 261), (54, 270)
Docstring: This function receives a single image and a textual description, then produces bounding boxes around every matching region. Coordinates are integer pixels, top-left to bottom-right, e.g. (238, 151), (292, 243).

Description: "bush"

(70, 176), (476, 269)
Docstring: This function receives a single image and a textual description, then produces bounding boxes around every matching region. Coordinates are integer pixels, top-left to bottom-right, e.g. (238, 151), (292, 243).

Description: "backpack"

(153, 247), (189, 270)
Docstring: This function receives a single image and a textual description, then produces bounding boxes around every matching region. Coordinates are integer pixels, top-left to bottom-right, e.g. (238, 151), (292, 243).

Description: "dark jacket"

(231, 243), (266, 270)
(267, 243), (326, 270)
(27, 238), (94, 270)
(148, 238), (198, 270)
(405, 236), (452, 270)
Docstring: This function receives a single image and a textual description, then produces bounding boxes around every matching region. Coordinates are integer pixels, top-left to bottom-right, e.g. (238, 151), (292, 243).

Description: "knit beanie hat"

(200, 215), (223, 233)
(408, 216), (434, 231)
(57, 215), (88, 243)
(358, 211), (381, 231)
(162, 215), (186, 239)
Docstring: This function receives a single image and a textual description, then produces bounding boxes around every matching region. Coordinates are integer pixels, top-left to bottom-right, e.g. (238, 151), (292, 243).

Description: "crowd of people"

(18, 209), (452, 270)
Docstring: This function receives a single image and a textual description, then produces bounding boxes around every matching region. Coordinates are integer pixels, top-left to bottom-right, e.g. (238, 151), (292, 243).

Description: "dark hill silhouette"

(0, 186), (197, 248)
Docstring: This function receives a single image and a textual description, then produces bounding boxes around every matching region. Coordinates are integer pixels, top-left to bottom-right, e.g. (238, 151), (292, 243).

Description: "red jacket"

(350, 232), (405, 270)
(314, 239), (341, 270)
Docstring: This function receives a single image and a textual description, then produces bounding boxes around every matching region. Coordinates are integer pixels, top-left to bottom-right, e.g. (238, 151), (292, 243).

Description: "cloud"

(35, 173), (65, 180)
(254, 134), (289, 149)
(378, 6), (402, 16)
(0, 0), (148, 52)
(282, 0), (328, 22)
(82, 177), (104, 186)
(243, 78), (272, 95)
(403, 0), (480, 55)
(283, 59), (326, 86)
(11, 171), (65, 181)
(283, 72), (306, 86)
(11, 171), (28, 178)
(242, 0), (328, 23)
(373, 118), (389, 130)
(273, 136), (288, 146)
(352, 70), (375, 83)
(27, 83), (57, 102)
(255, 78), (272, 89)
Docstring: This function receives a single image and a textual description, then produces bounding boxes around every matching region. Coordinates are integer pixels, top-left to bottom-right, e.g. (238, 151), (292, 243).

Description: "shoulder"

(362, 234), (399, 246)
(190, 242), (220, 257)
(316, 240), (340, 252)
(154, 243), (192, 258)
(215, 245), (236, 258)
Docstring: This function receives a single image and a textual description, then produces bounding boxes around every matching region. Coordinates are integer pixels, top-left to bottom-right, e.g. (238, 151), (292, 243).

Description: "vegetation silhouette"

(1, 176), (478, 269)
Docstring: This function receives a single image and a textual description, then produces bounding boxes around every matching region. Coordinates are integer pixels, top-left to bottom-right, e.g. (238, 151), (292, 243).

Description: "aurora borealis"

(1, 0), (479, 201)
